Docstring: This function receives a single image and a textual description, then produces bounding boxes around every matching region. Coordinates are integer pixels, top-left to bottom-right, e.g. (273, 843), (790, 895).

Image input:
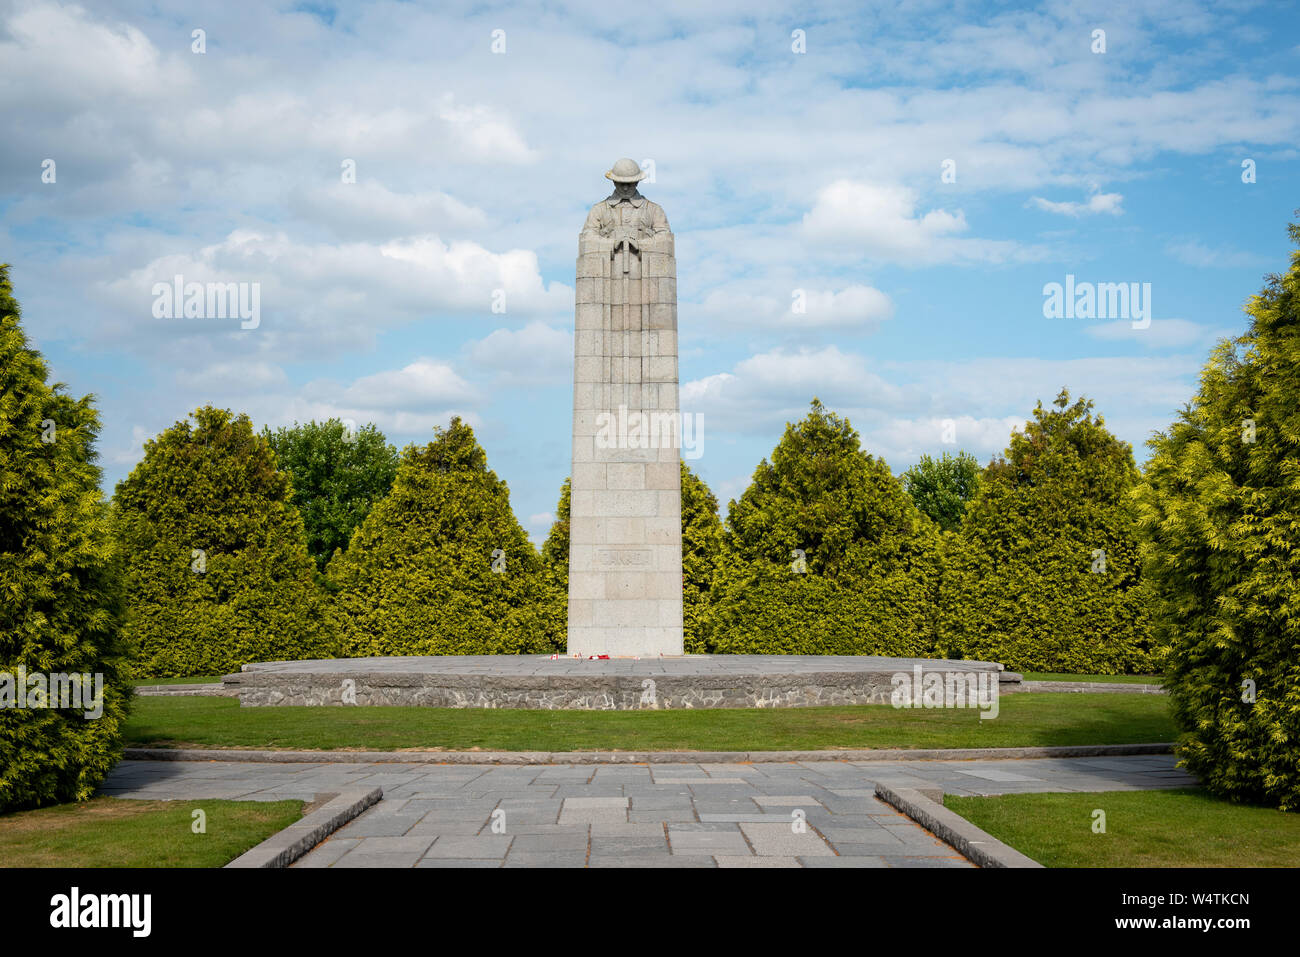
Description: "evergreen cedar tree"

(703, 399), (942, 657)
(328, 417), (563, 655)
(1135, 220), (1300, 810)
(680, 463), (726, 653)
(541, 476), (571, 574)
(113, 405), (337, 676)
(0, 265), (133, 811)
(936, 391), (1156, 674)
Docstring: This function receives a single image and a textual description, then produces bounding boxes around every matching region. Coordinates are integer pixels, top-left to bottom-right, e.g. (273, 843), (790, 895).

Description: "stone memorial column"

(567, 159), (684, 657)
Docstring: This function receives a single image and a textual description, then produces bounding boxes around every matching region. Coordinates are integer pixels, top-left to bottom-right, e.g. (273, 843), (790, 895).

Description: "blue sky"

(3, 0), (1298, 543)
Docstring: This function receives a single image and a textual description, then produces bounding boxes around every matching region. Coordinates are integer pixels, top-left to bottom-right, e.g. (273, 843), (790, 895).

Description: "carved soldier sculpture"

(581, 159), (671, 246)
(567, 159), (684, 657)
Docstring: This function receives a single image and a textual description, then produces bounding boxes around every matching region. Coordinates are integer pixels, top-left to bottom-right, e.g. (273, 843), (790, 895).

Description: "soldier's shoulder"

(644, 200), (670, 230)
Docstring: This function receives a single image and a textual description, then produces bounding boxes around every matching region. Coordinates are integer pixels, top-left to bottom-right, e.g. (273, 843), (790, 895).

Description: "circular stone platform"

(226, 655), (1019, 710)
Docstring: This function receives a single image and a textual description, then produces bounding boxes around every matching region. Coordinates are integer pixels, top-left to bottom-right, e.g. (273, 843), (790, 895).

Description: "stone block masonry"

(225, 655), (1015, 710)
(568, 165), (684, 656)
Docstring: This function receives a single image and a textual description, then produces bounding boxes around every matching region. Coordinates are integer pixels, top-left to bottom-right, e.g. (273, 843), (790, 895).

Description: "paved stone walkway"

(98, 754), (1194, 868)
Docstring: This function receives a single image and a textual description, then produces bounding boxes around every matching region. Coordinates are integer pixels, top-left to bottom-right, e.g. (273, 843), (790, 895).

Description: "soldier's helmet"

(605, 158), (647, 183)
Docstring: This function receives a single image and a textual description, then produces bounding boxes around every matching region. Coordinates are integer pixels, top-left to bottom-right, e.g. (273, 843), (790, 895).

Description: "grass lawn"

(1022, 672), (1162, 684)
(0, 797), (303, 867)
(945, 789), (1300, 867)
(134, 675), (223, 686)
(123, 692), (1176, 752)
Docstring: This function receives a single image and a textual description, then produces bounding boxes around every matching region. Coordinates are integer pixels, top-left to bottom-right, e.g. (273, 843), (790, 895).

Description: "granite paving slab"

(97, 754), (1197, 868)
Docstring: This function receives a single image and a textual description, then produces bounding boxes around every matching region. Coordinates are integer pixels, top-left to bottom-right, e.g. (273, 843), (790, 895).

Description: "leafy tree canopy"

(114, 406), (336, 676)
(901, 450), (982, 532)
(263, 419), (398, 571)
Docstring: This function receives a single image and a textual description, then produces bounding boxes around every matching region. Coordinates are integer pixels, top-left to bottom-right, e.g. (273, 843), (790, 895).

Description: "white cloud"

(1166, 239), (1267, 269)
(1084, 318), (1228, 349)
(182, 361), (289, 391)
(194, 360), (479, 453)
(524, 511), (555, 547)
(289, 181), (488, 239)
(801, 181), (1027, 264)
(101, 355), (483, 474)
(797, 285), (895, 326)
(437, 95), (539, 164)
(682, 345), (903, 435)
(728, 348), (900, 400)
(863, 415), (1026, 468)
(697, 282), (894, 330)
(1029, 188), (1124, 217)
(106, 424), (150, 466)
(684, 348), (1205, 469)
(465, 321), (572, 384)
(337, 359), (477, 411)
(94, 229), (573, 364)
(0, 2), (190, 106)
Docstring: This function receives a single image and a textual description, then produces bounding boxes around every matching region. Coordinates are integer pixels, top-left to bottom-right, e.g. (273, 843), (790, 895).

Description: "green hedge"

(935, 528), (1155, 673)
(114, 406), (337, 677)
(704, 562), (938, 657)
(0, 266), (133, 811)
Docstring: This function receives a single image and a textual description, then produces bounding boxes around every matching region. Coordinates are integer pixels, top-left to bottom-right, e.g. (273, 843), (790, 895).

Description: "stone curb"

(1017, 681), (1164, 695)
(224, 787), (383, 868)
(135, 683), (233, 697)
(874, 783), (1043, 869)
(135, 678), (1160, 698)
(125, 742), (1173, 765)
